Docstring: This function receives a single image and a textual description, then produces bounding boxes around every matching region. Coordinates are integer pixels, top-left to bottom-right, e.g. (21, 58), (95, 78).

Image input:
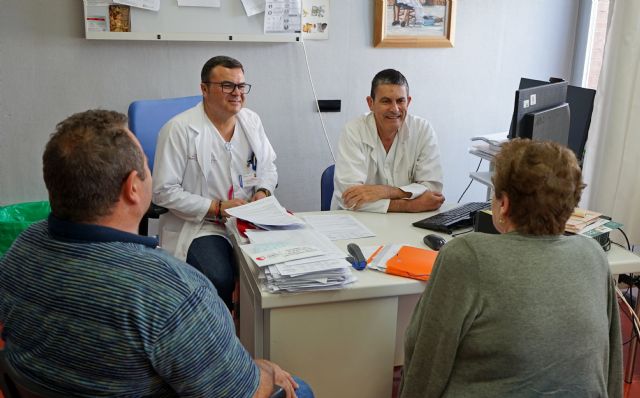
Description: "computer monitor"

(508, 79), (570, 149)
(517, 78), (596, 163)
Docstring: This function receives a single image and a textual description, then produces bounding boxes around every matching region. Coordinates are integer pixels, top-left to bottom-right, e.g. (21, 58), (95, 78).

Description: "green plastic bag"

(0, 201), (50, 256)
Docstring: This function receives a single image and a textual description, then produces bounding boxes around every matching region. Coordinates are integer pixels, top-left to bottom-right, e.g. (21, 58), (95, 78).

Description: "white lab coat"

(152, 102), (277, 260)
(331, 112), (443, 213)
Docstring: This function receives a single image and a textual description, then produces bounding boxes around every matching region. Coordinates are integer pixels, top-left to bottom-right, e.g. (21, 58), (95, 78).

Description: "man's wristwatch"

(256, 188), (271, 197)
(270, 385), (285, 398)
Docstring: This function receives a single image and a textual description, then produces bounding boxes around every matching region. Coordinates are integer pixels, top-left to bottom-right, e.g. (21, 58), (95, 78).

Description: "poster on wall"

(264, 0), (301, 33)
(113, 0), (160, 12)
(301, 0), (329, 40)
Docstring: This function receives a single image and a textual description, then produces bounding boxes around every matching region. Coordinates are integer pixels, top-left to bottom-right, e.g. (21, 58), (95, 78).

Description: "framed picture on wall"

(374, 0), (456, 48)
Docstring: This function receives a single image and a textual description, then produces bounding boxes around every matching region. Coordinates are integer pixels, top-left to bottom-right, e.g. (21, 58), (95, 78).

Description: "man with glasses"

(153, 56), (277, 311)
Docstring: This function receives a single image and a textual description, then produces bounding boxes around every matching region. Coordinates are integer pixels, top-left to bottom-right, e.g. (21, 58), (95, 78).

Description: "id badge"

(239, 173), (259, 188)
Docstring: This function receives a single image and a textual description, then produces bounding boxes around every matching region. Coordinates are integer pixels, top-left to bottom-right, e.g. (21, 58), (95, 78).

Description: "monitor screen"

(508, 79), (569, 147)
(515, 78), (596, 163)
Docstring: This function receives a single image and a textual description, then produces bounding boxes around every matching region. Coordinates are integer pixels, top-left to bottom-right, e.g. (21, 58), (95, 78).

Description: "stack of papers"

(565, 208), (602, 233)
(225, 196), (305, 230)
(241, 228), (356, 293)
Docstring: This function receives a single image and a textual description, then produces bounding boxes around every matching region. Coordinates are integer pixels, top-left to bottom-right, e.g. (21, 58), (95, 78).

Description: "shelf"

(468, 147), (496, 162)
(469, 171), (493, 188)
(85, 31), (300, 42)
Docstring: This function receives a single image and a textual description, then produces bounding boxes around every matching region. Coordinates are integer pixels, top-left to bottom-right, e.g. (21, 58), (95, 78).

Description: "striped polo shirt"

(0, 215), (259, 397)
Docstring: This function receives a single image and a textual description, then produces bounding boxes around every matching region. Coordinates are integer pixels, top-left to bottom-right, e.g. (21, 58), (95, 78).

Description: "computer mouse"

(423, 234), (446, 251)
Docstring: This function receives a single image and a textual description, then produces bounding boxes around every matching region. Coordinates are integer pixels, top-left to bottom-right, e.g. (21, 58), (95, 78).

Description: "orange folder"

(385, 246), (438, 281)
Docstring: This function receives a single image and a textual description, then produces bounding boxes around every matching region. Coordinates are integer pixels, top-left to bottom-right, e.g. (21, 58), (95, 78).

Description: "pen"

(228, 185), (234, 200)
(367, 245), (383, 264)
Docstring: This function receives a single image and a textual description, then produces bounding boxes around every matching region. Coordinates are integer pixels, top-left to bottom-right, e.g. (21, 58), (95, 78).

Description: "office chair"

(320, 164), (335, 211)
(0, 350), (68, 398)
(127, 95), (202, 235)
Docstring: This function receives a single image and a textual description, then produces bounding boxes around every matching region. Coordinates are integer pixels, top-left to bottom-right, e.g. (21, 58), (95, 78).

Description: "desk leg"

(395, 294), (421, 365)
(267, 297), (398, 398)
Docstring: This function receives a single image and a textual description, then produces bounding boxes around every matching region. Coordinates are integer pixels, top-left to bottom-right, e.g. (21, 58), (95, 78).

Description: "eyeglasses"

(204, 81), (252, 94)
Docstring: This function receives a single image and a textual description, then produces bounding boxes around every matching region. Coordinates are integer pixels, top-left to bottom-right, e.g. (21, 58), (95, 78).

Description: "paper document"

(302, 214), (375, 240)
(114, 0), (159, 11)
(366, 244), (405, 271)
(264, 0), (301, 33)
(240, 242), (323, 267)
(177, 0), (220, 7)
(225, 196), (304, 227)
(86, 0), (113, 5)
(301, 0), (329, 40)
(246, 228), (344, 257)
(274, 259), (349, 277)
(579, 220), (623, 238)
(241, 0), (265, 16)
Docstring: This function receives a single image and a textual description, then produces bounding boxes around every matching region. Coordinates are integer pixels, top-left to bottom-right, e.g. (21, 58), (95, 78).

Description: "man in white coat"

(331, 68), (444, 213)
(153, 56), (277, 310)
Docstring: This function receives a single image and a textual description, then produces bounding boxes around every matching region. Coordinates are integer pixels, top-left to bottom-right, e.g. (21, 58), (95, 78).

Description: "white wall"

(0, 0), (579, 211)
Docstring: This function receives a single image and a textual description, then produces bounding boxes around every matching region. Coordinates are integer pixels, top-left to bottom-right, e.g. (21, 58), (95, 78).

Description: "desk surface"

(241, 207), (640, 309)
(237, 206), (640, 398)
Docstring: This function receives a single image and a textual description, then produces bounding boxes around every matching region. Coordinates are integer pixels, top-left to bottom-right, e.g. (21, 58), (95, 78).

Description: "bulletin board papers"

(114, 0), (160, 12)
(241, 0), (265, 17)
(86, 0), (113, 5)
(301, 0), (329, 40)
(177, 0), (220, 7)
(86, 16), (108, 32)
(264, 0), (301, 34)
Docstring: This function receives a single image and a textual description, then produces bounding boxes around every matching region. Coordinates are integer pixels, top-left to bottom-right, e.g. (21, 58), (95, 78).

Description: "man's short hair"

(370, 69), (410, 99)
(42, 109), (146, 223)
(201, 56), (244, 83)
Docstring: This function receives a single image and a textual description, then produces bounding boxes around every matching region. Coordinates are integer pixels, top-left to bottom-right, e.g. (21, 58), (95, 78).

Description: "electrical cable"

(612, 241), (627, 249)
(456, 158), (483, 203)
(617, 228), (631, 250)
(300, 39), (336, 163)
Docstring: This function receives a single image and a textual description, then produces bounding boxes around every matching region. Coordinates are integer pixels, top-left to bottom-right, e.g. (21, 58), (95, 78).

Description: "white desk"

(236, 209), (640, 398)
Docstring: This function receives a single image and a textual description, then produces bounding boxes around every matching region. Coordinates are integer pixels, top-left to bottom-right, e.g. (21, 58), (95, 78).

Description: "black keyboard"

(412, 202), (491, 234)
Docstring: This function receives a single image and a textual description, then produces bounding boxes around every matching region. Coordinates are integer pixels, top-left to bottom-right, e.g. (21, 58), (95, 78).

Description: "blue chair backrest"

(128, 95), (201, 172)
(320, 164), (335, 211)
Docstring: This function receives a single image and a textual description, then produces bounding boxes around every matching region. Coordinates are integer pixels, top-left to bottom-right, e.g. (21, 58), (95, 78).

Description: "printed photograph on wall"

(302, 0), (329, 40)
(374, 0), (456, 47)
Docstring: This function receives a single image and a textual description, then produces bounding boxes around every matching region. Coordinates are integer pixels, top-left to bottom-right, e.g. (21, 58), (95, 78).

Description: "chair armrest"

(146, 203), (168, 219)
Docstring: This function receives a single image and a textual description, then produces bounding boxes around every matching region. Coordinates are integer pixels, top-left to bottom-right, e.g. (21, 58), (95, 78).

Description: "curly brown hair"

(492, 139), (586, 235)
(43, 110), (146, 223)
